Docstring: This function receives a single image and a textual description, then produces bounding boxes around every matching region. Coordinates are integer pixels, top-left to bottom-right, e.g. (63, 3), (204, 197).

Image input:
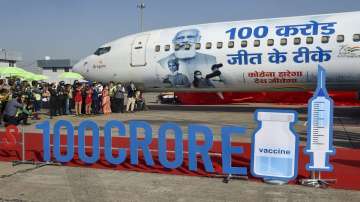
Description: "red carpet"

(0, 132), (359, 190)
(176, 91), (360, 106)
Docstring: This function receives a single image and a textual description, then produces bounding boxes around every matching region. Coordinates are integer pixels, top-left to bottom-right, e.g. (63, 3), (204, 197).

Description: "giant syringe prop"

(305, 65), (335, 171)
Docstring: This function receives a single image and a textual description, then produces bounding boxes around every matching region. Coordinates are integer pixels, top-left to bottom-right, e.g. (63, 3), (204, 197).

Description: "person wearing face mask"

(158, 29), (217, 84)
(192, 70), (215, 88)
(162, 58), (191, 88)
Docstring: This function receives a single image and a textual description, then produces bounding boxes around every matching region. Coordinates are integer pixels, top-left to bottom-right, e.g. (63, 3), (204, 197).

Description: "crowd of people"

(0, 78), (146, 126)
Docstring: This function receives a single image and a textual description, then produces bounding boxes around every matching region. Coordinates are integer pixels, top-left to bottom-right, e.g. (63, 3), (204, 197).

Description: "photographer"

(3, 95), (30, 126)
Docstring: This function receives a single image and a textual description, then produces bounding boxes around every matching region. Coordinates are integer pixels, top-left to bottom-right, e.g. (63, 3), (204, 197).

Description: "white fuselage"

(73, 11), (360, 92)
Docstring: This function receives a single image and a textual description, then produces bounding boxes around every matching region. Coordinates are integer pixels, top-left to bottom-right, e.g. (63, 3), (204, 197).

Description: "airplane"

(73, 11), (360, 94)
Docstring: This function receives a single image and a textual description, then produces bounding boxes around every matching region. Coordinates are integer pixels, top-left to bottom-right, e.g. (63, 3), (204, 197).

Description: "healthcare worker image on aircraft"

(73, 11), (360, 93)
(162, 58), (191, 88)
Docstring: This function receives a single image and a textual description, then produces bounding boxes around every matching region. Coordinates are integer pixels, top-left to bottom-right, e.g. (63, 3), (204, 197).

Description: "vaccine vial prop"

(305, 66), (335, 171)
(251, 110), (299, 182)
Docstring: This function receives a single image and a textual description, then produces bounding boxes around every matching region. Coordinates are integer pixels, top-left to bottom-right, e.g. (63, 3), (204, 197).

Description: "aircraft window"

(353, 34), (360, 42)
(306, 37), (314, 44)
(294, 37), (301, 45)
(254, 40), (260, 47)
(321, 36), (330, 43)
(195, 43), (201, 50)
(165, 45), (170, 51)
(241, 40), (248, 48)
(337, 35), (345, 43)
(94, 46), (111, 56)
(217, 42), (223, 49)
(228, 41), (235, 48)
(185, 44), (191, 50)
(206, 42), (212, 49)
(267, 39), (274, 46)
(280, 38), (287, 46)
(155, 45), (160, 52)
(175, 44), (180, 51)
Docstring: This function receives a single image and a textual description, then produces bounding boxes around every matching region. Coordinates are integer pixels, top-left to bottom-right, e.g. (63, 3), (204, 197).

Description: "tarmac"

(0, 93), (359, 201)
(1, 162), (360, 202)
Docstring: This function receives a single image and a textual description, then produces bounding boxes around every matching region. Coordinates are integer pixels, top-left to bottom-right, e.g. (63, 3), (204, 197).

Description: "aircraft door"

(130, 34), (150, 67)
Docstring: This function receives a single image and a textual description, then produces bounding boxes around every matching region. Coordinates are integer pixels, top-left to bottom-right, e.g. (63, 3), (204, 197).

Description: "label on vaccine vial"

(255, 147), (293, 177)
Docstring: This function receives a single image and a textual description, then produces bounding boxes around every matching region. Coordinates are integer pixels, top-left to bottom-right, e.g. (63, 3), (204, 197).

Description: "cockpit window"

(94, 46), (111, 56)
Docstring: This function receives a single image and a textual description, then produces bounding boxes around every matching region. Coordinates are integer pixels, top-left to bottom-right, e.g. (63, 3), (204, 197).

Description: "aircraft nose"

(72, 62), (81, 73)
(73, 59), (86, 75)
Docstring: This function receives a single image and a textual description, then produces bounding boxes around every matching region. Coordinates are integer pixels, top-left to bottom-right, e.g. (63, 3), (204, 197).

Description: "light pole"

(137, 0), (146, 32)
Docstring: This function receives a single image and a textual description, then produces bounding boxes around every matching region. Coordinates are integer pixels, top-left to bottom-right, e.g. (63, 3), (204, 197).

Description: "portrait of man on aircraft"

(158, 29), (217, 83)
(162, 58), (191, 88)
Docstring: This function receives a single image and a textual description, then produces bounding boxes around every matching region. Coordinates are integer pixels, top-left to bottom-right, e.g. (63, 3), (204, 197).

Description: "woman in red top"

(74, 84), (83, 116)
(85, 86), (93, 115)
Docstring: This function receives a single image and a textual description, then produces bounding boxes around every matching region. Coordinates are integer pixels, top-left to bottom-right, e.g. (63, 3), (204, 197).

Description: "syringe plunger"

(307, 151), (330, 170)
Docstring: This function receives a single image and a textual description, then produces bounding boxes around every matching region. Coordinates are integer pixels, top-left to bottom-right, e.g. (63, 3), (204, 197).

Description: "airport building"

(0, 49), (22, 67)
(37, 58), (73, 83)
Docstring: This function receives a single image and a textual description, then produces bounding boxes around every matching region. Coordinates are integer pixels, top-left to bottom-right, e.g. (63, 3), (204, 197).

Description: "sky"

(1, 0), (360, 69)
